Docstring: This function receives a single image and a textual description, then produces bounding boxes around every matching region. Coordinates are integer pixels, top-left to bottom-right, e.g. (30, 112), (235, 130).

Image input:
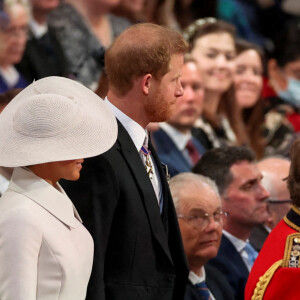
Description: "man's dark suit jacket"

(184, 265), (235, 300)
(152, 127), (206, 177)
(62, 122), (189, 300)
(249, 224), (269, 252)
(16, 27), (69, 83)
(207, 235), (249, 300)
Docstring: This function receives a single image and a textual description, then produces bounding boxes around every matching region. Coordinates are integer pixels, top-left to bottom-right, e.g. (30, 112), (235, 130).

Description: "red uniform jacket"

(245, 205), (300, 300)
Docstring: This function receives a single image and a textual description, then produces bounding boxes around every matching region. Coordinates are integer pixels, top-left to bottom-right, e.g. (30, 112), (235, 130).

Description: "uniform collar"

(8, 167), (81, 228)
(284, 205), (300, 231)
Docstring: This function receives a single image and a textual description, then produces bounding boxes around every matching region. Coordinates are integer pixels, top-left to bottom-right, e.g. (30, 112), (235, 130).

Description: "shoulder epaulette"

(251, 232), (300, 299)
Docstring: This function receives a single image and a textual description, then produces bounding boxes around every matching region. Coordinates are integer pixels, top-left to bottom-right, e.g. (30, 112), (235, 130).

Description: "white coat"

(0, 167), (94, 300)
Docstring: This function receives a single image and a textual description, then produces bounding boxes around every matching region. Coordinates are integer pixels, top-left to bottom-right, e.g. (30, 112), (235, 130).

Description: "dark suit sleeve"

(61, 155), (119, 300)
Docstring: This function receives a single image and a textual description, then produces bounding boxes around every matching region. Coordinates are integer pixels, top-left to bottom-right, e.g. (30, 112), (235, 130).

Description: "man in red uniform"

(245, 139), (300, 300)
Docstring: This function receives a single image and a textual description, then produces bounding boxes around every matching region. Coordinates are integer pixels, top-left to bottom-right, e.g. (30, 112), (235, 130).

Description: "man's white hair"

(169, 172), (220, 214)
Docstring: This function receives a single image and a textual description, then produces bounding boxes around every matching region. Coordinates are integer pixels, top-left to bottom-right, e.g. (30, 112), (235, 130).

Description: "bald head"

(258, 157), (291, 229)
(258, 157), (290, 201)
(105, 23), (188, 95)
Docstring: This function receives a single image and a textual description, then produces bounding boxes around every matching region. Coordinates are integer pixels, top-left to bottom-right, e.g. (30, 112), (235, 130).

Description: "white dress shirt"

(189, 268), (216, 300)
(223, 230), (253, 271)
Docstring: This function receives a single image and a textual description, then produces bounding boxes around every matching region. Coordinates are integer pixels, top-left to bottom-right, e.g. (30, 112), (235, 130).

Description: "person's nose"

(183, 85), (195, 103)
(216, 54), (229, 68)
(204, 215), (221, 232)
(175, 79), (184, 97)
(258, 183), (270, 202)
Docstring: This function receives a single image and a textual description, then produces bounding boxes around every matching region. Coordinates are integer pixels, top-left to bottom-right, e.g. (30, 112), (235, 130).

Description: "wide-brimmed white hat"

(0, 76), (118, 167)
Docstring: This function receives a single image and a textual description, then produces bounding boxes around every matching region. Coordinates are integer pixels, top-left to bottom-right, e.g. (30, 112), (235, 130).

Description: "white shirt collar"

(29, 19), (48, 38)
(104, 97), (146, 151)
(8, 167), (81, 228)
(223, 229), (247, 253)
(189, 268), (206, 285)
(159, 122), (192, 151)
(0, 66), (19, 88)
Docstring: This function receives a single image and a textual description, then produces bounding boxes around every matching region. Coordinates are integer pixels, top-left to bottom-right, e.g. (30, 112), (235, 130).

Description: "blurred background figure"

(152, 56), (206, 177)
(48, 0), (131, 90)
(234, 38), (297, 158)
(0, 0), (29, 93)
(264, 19), (300, 153)
(170, 173), (234, 300)
(16, 0), (69, 83)
(113, 0), (145, 23)
(249, 157), (291, 252)
(184, 18), (244, 150)
(0, 88), (22, 196)
(234, 39), (265, 159)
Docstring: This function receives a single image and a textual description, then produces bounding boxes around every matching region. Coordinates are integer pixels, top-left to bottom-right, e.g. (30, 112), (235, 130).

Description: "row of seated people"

(2, 1), (300, 160)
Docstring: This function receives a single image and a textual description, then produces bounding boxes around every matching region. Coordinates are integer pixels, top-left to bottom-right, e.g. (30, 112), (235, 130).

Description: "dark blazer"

(16, 27), (69, 83)
(62, 121), (189, 300)
(207, 235), (249, 300)
(184, 265), (235, 300)
(152, 128), (206, 177)
(249, 224), (269, 252)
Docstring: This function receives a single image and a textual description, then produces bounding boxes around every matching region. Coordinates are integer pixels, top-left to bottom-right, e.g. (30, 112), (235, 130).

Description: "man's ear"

(141, 74), (152, 95)
(268, 59), (287, 91)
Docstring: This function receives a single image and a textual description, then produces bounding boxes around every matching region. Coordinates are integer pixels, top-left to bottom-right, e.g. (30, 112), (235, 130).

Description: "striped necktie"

(195, 281), (212, 300)
(244, 242), (258, 267)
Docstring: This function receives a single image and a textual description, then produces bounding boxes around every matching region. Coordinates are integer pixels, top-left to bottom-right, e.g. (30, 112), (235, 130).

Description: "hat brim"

(0, 77), (118, 167)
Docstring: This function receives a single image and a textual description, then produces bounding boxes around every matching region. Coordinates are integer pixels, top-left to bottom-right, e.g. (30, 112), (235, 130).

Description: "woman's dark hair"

(235, 39), (266, 159)
(271, 19), (300, 68)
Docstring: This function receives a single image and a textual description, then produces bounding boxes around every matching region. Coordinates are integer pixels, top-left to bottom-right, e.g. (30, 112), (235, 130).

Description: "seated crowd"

(1, 1), (300, 300)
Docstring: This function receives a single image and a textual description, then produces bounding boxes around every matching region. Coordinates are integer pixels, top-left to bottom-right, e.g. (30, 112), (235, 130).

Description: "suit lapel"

(117, 122), (173, 264)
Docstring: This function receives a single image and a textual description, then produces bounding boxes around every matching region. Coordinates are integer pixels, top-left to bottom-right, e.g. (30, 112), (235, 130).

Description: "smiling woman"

(184, 18), (245, 150)
(233, 39), (266, 159)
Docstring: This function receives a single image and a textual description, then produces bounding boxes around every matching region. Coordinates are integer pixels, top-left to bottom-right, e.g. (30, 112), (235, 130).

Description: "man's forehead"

(230, 160), (261, 181)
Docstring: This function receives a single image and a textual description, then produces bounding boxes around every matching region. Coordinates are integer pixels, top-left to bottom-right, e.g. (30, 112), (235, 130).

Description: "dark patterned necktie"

(195, 281), (212, 300)
(186, 139), (201, 165)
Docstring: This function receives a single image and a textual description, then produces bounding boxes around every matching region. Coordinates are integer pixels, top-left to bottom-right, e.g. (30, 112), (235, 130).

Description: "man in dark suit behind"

(170, 173), (235, 300)
(193, 147), (269, 300)
(62, 23), (189, 300)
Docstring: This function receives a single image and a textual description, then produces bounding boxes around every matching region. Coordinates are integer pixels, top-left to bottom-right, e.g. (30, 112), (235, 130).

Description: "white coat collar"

(8, 167), (82, 228)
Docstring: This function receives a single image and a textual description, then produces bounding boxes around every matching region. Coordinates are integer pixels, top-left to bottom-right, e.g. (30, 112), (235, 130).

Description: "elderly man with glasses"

(170, 173), (235, 300)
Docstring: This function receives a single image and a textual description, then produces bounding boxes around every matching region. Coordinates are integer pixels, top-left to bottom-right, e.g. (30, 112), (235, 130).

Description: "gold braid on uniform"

(251, 232), (300, 299)
(251, 260), (282, 300)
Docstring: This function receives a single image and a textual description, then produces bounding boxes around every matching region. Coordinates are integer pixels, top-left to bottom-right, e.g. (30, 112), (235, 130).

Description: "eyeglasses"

(177, 211), (227, 229)
(267, 199), (292, 204)
(2, 25), (28, 39)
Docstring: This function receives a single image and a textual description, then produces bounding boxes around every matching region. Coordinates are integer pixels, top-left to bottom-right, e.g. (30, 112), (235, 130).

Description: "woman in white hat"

(0, 76), (118, 300)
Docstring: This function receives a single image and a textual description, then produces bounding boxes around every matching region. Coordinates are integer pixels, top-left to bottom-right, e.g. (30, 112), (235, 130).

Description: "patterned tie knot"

(185, 139), (200, 165)
(195, 281), (212, 300)
(244, 242), (258, 267)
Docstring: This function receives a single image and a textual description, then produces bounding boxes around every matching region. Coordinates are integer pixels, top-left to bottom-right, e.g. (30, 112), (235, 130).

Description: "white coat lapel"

(8, 167), (79, 228)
